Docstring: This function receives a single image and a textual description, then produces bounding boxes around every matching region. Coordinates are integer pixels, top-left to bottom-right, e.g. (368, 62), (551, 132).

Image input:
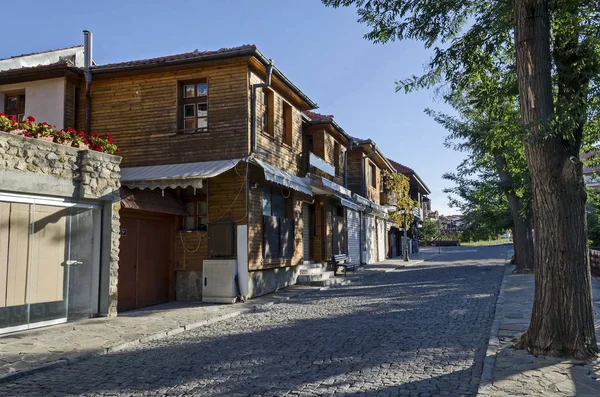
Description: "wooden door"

(118, 213), (172, 311)
(118, 217), (139, 312)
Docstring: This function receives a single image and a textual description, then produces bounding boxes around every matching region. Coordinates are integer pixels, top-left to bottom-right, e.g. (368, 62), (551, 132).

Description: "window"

(182, 186), (208, 231)
(262, 185), (294, 259)
(4, 92), (25, 122)
(261, 88), (274, 135)
(282, 102), (293, 146)
(334, 142), (341, 176)
(180, 79), (208, 133)
(370, 163), (377, 188)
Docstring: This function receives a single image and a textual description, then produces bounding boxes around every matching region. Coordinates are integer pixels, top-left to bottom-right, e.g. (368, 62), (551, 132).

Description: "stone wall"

(0, 131), (120, 201)
(0, 131), (122, 317)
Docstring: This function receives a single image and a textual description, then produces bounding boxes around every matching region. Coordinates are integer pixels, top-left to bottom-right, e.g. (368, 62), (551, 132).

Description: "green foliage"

(385, 170), (419, 227)
(419, 219), (440, 241)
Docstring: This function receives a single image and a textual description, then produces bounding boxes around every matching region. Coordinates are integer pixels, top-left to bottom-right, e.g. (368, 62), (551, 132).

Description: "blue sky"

(2, 0), (462, 215)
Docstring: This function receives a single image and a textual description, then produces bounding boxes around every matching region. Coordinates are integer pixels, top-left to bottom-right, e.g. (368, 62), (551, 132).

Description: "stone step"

(297, 271), (335, 284)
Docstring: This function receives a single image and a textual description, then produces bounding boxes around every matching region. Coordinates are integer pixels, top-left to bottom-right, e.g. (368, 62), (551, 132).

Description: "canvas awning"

(334, 194), (360, 212)
(352, 193), (388, 216)
(121, 159), (242, 190)
(251, 158), (313, 196)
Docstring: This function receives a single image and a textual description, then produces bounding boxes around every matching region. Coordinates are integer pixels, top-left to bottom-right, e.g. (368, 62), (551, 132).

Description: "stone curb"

(476, 263), (513, 396)
(0, 287), (318, 384)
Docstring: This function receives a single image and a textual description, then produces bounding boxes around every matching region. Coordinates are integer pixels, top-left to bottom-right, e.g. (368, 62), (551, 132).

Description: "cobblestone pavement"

(0, 246), (507, 397)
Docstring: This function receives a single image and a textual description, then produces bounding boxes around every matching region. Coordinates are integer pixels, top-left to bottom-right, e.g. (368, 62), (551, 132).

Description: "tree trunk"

(513, 0), (598, 359)
(494, 152), (534, 273)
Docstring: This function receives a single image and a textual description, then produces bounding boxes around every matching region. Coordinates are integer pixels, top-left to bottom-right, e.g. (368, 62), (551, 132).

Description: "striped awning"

(251, 158), (313, 196)
(121, 159), (242, 190)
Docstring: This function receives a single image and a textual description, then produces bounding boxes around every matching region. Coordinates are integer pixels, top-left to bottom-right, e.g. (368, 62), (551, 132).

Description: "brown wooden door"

(118, 217), (139, 312)
(118, 214), (171, 311)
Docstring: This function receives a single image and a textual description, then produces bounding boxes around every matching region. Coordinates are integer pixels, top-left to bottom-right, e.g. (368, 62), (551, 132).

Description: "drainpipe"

(83, 30), (93, 134)
(250, 61), (274, 155)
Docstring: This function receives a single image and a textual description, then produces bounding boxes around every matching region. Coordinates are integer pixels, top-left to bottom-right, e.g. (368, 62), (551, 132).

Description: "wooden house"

(345, 138), (396, 263)
(81, 44), (320, 309)
(301, 111), (359, 266)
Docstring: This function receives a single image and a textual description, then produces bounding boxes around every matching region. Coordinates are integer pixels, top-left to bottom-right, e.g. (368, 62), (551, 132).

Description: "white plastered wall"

(0, 78), (65, 129)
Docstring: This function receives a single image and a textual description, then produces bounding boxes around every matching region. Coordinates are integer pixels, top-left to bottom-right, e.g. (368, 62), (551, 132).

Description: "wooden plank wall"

(306, 127), (346, 186)
(346, 149), (365, 197)
(174, 166), (248, 272)
(251, 71), (303, 174)
(89, 63), (249, 167)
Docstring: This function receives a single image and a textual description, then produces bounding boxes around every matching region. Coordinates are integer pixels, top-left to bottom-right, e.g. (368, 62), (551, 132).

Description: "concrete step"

(297, 271), (335, 284)
(309, 277), (348, 287)
(298, 262), (324, 270)
(299, 267), (324, 276)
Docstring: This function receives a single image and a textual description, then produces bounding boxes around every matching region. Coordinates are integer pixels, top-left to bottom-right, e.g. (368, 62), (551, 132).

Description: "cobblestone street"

(0, 246), (507, 397)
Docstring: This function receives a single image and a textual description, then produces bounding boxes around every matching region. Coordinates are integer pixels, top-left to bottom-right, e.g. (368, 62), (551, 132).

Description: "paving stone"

(0, 246), (507, 396)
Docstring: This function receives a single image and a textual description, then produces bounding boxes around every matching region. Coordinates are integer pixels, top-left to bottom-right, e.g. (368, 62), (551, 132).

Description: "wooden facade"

(89, 62), (250, 167)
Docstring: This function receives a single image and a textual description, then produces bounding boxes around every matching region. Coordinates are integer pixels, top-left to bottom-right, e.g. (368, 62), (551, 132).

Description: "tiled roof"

(0, 60), (79, 77)
(303, 110), (334, 123)
(0, 45), (83, 62)
(388, 159), (415, 174)
(93, 44), (256, 70)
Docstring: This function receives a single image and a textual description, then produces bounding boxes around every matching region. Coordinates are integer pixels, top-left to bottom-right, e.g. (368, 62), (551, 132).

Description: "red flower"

(27, 116), (35, 122)
(116, 148), (121, 153)
(22, 132), (32, 138)
(10, 116), (17, 123)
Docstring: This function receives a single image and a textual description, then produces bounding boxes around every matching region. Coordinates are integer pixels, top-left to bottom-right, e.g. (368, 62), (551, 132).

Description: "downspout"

(250, 61), (274, 155)
(83, 30), (93, 134)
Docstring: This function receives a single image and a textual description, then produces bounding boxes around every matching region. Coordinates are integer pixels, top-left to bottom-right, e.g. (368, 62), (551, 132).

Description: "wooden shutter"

(208, 222), (234, 257)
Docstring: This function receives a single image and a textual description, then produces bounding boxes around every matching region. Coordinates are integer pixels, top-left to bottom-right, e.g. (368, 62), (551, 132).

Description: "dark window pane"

(262, 186), (271, 216)
(263, 216), (280, 258)
(280, 218), (294, 258)
(6, 96), (17, 110)
(271, 191), (286, 219)
(184, 104), (195, 118)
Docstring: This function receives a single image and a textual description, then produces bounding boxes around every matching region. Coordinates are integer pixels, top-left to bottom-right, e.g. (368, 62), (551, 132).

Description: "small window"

(180, 79), (208, 133)
(370, 163), (377, 188)
(182, 185), (208, 231)
(335, 205), (344, 218)
(4, 92), (25, 122)
(261, 88), (274, 136)
(282, 102), (293, 146)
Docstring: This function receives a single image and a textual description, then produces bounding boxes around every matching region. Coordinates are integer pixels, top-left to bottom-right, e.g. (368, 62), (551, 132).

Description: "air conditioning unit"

(202, 260), (238, 303)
